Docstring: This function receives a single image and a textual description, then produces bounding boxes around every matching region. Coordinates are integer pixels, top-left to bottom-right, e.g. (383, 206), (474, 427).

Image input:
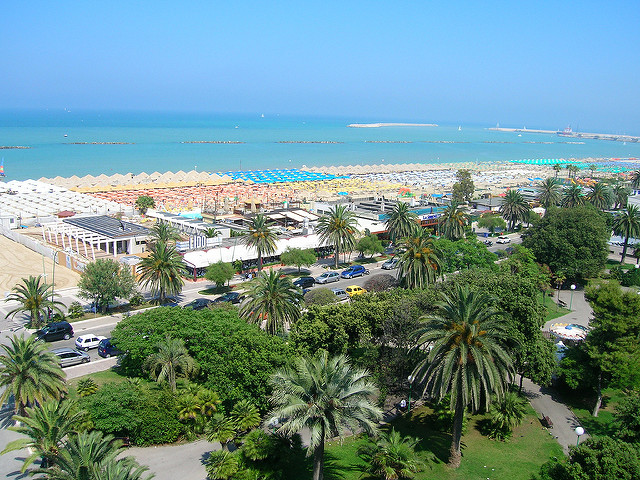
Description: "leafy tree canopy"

(205, 261), (235, 287)
(135, 195), (155, 215)
(355, 234), (385, 258)
(477, 212), (507, 234)
(280, 247), (317, 272)
(432, 237), (498, 274)
(451, 169), (475, 203)
(77, 259), (137, 313)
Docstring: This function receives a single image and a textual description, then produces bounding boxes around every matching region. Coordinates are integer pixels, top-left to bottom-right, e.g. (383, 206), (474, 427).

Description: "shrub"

(67, 301), (85, 319)
(363, 273), (398, 292)
(128, 292), (145, 307)
(304, 288), (336, 306)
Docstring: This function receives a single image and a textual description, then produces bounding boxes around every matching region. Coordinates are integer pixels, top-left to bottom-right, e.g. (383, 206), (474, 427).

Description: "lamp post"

(570, 284), (576, 310)
(268, 417), (279, 435)
(407, 375), (415, 412)
(575, 426), (584, 446)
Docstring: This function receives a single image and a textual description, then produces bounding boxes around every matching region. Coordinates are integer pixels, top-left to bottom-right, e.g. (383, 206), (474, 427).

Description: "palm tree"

(0, 335), (66, 415)
(489, 390), (527, 440)
(5, 275), (65, 328)
(412, 286), (514, 468)
(2, 400), (86, 472)
(385, 202), (419, 242)
(631, 170), (640, 190)
(242, 214), (278, 271)
(138, 241), (186, 303)
(536, 178), (561, 208)
(148, 221), (181, 245)
(316, 204), (359, 268)
(561, 184), (585, 208)
(357, 429), (425, 480)
(613, 184), (630, 210)
(230, 399), (261, 433)
(499, 189), (530, 231)
(177, 387), (221, 434)
(206, 413), (237, 452)
(205, 450), (239, 480)
(144, 335), (197, 392)
(438, 203), (468, 240)
(586, 182), (612, 211)
(203, 227), (220, 239)
(396, 228), (441, 289)
(269, 351), (382, 480)
(552, 164), (562, 178)
(613, 204), (640, 264)
(239, 269), (303, 335)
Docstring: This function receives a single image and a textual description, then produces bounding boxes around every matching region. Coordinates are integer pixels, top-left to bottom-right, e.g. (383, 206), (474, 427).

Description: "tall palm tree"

(536, 177), (561, 208)
(239, 270), (303, 335)
(613, 184), (630, 210)
(613, 204), (640, 264)
(561, 184), (585, 208)
(242, 214), (278, 271)
(385, 202), (419, 242)
(631, 170), (640, 190)
(2, 400), (86, 472)
(316, 204), (359, 268)
(143, 335), (197, 392)
(357, 429), (425, 480)
(552, 164), (562, 178)
(269, 351), (382, 480)
(396, 228), (441, 289)
(438, 203), (468, 240)
(586, 182), (612, 211)
(412, 286), (514, 468)
(0, 335), (66, 415)
(499, 189), (530, 231)
(148, 221), (181, 245)
(138, 241), (186, 303)
(5, 275), (65, 328)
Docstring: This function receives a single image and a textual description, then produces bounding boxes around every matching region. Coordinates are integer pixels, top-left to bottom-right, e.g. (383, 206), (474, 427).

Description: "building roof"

(63, 215), (149, 239)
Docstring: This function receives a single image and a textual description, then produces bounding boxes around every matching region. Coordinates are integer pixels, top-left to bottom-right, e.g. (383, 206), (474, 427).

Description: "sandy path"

(0, 235), (80, 294)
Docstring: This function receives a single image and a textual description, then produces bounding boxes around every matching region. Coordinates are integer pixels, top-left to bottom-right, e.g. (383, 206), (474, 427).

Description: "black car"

(34, 321), (74, 342)
(182, 298), (214, 310)
(97, 338), (123, 358)
(483, 239), (493, 246)
(293, 277), (315, 289)
(212, 292), (244, 304)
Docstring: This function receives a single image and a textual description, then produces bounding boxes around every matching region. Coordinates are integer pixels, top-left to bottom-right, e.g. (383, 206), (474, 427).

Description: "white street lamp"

(407, 375), (415, 412)
(569, 284), (577, 310)
(575, 426), (585, 446)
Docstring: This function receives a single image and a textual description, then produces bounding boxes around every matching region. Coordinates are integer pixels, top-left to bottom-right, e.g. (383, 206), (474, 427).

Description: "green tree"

(477, 212), (506, 235)
(205, 450), (239, 479)
(561, 184), (585, 208)
(240, 270), (303, 335)
(177, 387), (221, 434)
(144, 335), (197, 392)
(206, 413), (237, 452)
(1, 400), (86, 472)
(499, 189), (530, 231)
(5, 275), (65, 328)
(614, 391), (640, 444)
(280, 247), (317, 272)
(230, 399), (261, 434)
(242, 213), (278, 271)
(135, 195), (155, 215)
(439, 203), (468, 240)
(552, 164), (562, 178)
(138, 241), (186, 303)
(76, 378), (99, 397)
(586, 182), (612, 211)
(488, 390), (527, 440)
(522, 205), (609, 280)
(612, 204), (640, 264)
(412, 286), (514, 467)
(317, 204), (359, 267)
(269, 351), (382, 480)
(357, 429), (425, 480)
(303, 288), (337, 306)
(432, 237), (498, 274)
(451, 169), (474, 203)
(203, 227), (220, 239)
(78, 259), (137, 313)
(613, 184), (630, 210)
(356, 234), (385, 257)
(631, 170), (640, 190)
(385, 202), (419, 242)
(148, 221), (181, 245)
(205, 261), (235, 287)
(396, 228), (441, 289)
(0, 335), (66, 415)
(536, 177), (562, 208)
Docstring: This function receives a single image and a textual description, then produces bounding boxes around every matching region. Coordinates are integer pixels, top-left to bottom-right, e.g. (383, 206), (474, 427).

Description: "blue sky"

(1, 1), (639, 133)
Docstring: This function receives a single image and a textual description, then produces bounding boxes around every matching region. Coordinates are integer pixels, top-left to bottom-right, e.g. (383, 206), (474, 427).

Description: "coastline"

(490, 126), (640, 143)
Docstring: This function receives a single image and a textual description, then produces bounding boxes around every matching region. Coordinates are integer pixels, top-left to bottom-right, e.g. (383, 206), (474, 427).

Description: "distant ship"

(558, 125), (573, 136)
(458, 126), (462, 131)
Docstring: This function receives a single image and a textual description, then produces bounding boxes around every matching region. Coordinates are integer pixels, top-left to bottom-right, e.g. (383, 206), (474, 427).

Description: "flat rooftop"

(63, 215), (149, 239)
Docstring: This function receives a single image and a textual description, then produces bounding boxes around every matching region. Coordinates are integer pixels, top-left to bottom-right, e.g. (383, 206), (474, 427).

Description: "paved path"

(126, 439), (218, 480)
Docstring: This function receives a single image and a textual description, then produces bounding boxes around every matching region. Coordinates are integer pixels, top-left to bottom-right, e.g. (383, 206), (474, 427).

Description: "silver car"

(331, 288), (349, 302)
(315, 272), (340, 284)
(51, 347), (90, 368)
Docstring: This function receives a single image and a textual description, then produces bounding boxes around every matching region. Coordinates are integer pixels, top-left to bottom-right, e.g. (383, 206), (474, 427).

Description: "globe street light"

(268, 417), (279, 435)
(575, 426), (585, 446)
(570, 284), (577, 310)
(407, 375), (415, 412)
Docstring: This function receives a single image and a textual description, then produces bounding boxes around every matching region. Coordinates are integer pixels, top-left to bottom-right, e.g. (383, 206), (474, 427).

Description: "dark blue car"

(340, 265), (369, 279)
(97, 338), (123, 358)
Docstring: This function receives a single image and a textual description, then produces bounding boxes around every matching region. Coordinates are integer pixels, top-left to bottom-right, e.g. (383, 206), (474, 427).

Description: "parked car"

(331, 288), (349, 302)
(496, 235), (511, 244)
(293, 277), (315, 288)
(51, 347), (90, 368)
(183, 298), (214, 310)
(212, 292), (245, 304)
(381, 257), (400, 270)
(483, 239), (493, 246)
(97, 338), (123, 358)
(345, 285), (367, 297)
(340, 265), (370, 279)
(315, 272), (340, 284)
(75, 334), (107, 352)
(34, 321), (74, 342)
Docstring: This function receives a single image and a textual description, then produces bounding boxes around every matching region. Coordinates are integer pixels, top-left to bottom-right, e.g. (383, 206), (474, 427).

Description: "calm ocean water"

(1, 110), (639, 181)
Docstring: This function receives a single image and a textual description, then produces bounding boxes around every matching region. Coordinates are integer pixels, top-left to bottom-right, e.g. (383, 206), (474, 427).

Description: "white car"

(496, 235), (511, 244)
(75, 334), (107, 351)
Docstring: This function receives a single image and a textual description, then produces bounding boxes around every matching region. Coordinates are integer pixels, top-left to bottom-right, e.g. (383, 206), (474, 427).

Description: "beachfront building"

(41, 215), (150, 261)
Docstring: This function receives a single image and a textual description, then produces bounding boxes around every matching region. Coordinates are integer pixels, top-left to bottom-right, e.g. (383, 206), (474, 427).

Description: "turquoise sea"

(1, 110), (639, 181)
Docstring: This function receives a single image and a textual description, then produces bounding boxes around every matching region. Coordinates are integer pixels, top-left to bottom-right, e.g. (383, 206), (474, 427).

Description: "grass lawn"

(322, 404), (563, 480)
(563, 387), (625, 438)
(544, 305), (571, 323)
(67, 367), (133, 391)
(606, 259), (635, 270)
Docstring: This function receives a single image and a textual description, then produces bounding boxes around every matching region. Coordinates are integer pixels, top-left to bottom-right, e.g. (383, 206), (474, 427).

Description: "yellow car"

(345, 285), (367, 297)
